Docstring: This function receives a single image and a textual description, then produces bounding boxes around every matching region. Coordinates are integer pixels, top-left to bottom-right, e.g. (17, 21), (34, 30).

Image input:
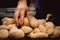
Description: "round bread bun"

(21, 26), (33, 34)
(0, 25), (10, 30)
(8, 24), (18, 30)
(0, 29), (9, 38)
(1, 17), (14, 25)
(44, 22), (55, 35)
(9, 29), (25, 38)
(50, 29), (60, 38)
(23, 18), (29, 26)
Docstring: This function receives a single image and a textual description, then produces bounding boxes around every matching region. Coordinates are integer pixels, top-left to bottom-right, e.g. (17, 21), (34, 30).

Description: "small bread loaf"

(21, 26), (33, 34)
(0, 29), (9, 38)
(9, 29), (25, 38)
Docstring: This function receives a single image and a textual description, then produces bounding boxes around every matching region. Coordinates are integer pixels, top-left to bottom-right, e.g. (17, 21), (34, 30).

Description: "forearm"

(16, 0), (28, 11)
(20, 0), (27, 2)
(18, 0), (27, 5)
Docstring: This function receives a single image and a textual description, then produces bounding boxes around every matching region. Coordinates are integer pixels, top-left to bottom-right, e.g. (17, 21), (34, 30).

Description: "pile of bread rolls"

(0, 16), (60, 38)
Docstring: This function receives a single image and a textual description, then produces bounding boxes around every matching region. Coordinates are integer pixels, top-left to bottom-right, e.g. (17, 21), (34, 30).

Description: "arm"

(19, 0), (27, 3)
(18, 0), (27, 6)
(14, 0), (29, 26)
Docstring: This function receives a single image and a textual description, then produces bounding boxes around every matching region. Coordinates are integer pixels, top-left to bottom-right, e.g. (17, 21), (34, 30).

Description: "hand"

(14, 1), (30, 26)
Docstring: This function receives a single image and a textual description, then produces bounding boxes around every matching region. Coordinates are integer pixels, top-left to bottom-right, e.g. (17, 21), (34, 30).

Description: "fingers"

(14, 9), (20, 26)
(26, 10), (30, 20)
(19, 10), (25, 25)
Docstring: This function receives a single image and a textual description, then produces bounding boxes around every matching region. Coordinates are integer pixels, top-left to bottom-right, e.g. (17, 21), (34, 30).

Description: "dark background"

(0, 0), (19, 8)
(0, 0), (31, 8)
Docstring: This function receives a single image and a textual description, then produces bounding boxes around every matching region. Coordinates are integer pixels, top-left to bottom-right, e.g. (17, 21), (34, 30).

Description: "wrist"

(20, 0), (26, 2)
(18, 0), (27, 5)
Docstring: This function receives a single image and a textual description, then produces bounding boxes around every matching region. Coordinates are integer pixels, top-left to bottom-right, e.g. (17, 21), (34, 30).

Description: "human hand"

(14, 1), (29, 26)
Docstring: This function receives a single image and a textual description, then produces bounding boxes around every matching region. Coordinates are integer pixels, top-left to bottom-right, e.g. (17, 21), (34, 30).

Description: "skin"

(14, 0), (29, 26)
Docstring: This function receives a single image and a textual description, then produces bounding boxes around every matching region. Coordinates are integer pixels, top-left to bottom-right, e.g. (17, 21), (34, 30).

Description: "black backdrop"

(0, 0), (30, 8)
(0, 0), (19, 8)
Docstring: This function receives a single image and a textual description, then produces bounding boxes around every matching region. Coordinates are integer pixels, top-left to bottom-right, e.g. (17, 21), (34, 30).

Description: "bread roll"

(29, 32), (48, 38)
(50, 29), (60, 38)
(39, 25), (47, 33)
(23, 18), (29, 26)
(0, 25), (10, 30)
(8, 24), (18, 30)
(0, 29), (9, 38)
(50, 26), (60, 38)
(44, 22), (55, 35)
(38, 19), (46, 25)
(9, 29), (25, 38)
(29, 18), (39, 28)
(21, 26), (33, 34)
(33, 28), (40, 33)
(44, 22), (54, 29)
(1, 17), (14, 25)
(19, 18), (29, 26)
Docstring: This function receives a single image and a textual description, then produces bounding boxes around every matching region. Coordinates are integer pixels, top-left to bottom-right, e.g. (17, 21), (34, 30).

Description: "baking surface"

(0, 38), (60, 40)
